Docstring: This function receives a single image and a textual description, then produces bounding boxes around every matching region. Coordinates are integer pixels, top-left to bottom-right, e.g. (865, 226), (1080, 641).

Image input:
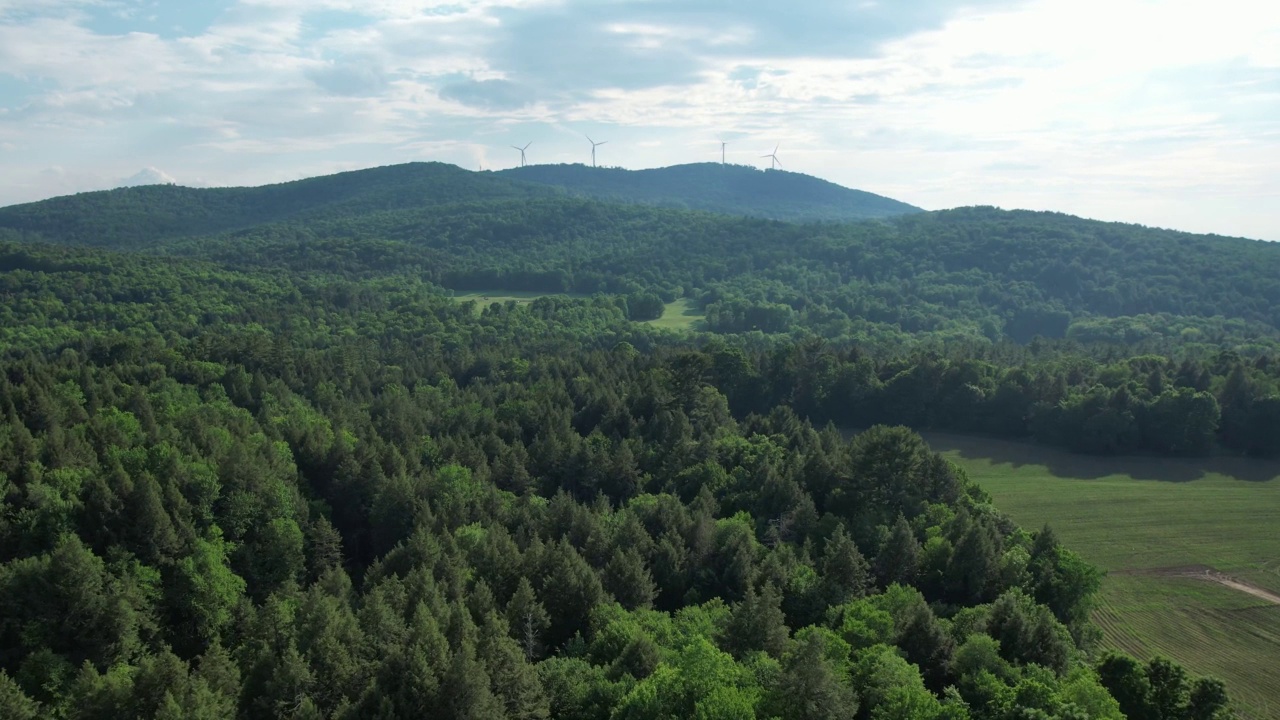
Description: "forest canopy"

(0, 165), (1257, 717)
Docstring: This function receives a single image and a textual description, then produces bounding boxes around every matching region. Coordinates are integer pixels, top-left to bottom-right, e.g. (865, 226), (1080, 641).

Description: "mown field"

(642, 298), (706, 331)
(447, 289), (583, 307)
(926, 433), (1280, 720)
(448, 290), (706, 329)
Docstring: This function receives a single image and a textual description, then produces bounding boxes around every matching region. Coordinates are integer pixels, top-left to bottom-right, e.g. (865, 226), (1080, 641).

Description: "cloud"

(307, 56), (389, 96)
(438, 78), (533, 110)
(0, 0), (1278, 239)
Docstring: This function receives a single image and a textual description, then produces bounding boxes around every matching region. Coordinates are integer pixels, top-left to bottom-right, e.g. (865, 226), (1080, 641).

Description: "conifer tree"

(820, 524), (870, 606)
(875, 515), (920, 588)
(602, 548), (657, 611)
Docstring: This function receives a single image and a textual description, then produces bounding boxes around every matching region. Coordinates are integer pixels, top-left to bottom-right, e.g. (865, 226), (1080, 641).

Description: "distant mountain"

(497, 162), (921, 222)
(2, 159), (1279, 349)
(0, 162), (918, 251)
(0, 162), (556, 248)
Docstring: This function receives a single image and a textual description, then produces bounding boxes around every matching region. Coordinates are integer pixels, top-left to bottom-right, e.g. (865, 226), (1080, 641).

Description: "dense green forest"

(496, 163), (922, 221)
(1, 165), (1271, 716)
(4, 164), (1278, 355)
(0, 233), (1244, 717)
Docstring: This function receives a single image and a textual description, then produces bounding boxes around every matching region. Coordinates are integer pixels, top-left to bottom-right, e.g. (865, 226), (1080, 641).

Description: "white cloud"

(0, 0), (1277, 239)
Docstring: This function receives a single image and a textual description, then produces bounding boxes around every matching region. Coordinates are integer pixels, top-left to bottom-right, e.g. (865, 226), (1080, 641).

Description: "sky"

(1, 0), (1278, 240)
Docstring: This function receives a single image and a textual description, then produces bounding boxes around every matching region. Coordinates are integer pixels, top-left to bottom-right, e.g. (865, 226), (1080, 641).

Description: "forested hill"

(0, 161), (918, 249)
(0, 162), (558, 248)
(497, 162), (922, 221)
(4, 164), (1280, 349)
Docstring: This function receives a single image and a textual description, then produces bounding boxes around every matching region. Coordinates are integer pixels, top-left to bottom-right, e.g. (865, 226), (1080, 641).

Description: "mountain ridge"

(497, 162), (922, 222)
(0, 161), (920, 248)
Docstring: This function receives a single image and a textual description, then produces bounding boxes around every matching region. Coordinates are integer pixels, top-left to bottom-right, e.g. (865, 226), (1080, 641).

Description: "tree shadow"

(919, 432), (1280, 484)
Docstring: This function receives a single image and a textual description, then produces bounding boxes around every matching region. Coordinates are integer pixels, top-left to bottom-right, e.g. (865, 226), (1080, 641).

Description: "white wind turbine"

(587, 136), (608, 168)
(760, 144), (781, 170)
(511, 142), (532, 168)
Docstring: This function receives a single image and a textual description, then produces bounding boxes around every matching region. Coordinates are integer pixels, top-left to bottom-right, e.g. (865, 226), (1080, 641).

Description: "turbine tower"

(720, 141), (726, 165)
(760, 144), (781, 170)
(587, 136), (608, 168)
(511, 142), (531, 168)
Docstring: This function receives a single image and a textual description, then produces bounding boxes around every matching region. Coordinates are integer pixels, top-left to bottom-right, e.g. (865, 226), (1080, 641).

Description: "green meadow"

(449, 291), (706, 330)
(927, 433), (1280, 720)
(447, 289), (581, 307)
(642, 298), (706, 331)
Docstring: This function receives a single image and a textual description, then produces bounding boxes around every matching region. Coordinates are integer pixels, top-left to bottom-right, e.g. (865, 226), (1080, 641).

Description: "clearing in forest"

(448, 291), (706, 330)
(643, 298), (706, 331)
(448, 289), (580, 307)
(927, 433), (1280, 720)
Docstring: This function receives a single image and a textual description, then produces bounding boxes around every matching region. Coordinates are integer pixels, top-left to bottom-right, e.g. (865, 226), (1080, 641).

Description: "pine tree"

(537, 540), (603, 649)
(505, 578), (550, 661)
(945, 521), (999, 605)
(439, 646), (505, 720)
(0, 670), (42, 720)
(765, 630), (857, 720)
(602, 548), (657, 611)
(478, 613), (549, 720)
(820, 525), (870, 606)
(725, 583), (790, 659)
(875, 515), (920, 588)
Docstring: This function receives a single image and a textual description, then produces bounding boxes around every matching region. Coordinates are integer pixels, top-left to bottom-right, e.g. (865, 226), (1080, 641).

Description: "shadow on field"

(920, 432), (1280, 484)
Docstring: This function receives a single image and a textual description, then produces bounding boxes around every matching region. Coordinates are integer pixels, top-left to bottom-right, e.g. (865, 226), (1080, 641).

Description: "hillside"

(3, 163), (1279, 351)
(0, 171), (1269, 718)
(0, 162), (557, 248)
(0, 161), (919, 249)
(498, 162), (922, 221)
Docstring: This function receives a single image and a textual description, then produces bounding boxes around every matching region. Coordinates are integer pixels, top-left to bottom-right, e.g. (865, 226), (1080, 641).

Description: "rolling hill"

(2, 161), (1274, 720)
(0, 161), (919, 250)
(497, 162), (922, 221)
(2, 162), (1279, 349)
(0, 163), (557, 249)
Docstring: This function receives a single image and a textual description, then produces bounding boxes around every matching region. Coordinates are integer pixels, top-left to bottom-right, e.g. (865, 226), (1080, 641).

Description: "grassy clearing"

(643, 298), (706, 331)
(448, 291), (706, 330)
(924, 433), (1280, 719)
(448, 289), (579, 307)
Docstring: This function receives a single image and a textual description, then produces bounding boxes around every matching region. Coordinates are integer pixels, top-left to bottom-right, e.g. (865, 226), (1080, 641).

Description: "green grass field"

(642, 298), (706, 331)
(925, 433), (1280, 719)
(449, 291), (706, 330)
(448, 289), (582, 308)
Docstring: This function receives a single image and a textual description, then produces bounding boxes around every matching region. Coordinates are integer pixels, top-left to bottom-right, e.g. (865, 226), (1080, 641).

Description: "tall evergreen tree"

(875, 515), (921, 588)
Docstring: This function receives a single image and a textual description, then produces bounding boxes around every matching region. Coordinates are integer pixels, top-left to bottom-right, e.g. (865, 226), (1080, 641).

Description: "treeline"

(698, 341), (1280, 458)
(0, 239), (1235, 718)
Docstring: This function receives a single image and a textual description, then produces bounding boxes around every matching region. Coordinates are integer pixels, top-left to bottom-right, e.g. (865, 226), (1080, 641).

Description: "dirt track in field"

(1118, 565), (1280, 606)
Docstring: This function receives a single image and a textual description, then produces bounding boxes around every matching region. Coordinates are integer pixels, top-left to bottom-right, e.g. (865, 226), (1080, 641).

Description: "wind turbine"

(587, 136), (608, 168)
(720, 141), (727, 165)
(511, 142), (531, 168)
(761, 144), (781, 170)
